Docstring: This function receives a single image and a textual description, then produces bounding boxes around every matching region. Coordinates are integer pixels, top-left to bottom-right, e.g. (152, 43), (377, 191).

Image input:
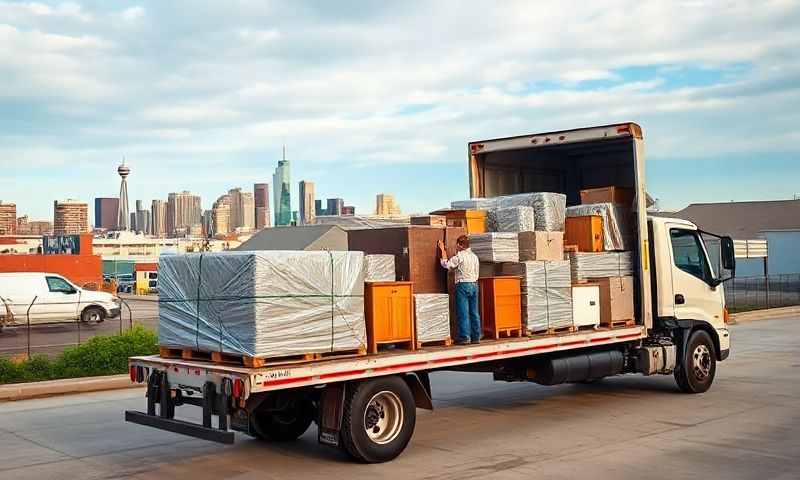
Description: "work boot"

(471, 339), (481, 345)
(455, 339), (471, 346)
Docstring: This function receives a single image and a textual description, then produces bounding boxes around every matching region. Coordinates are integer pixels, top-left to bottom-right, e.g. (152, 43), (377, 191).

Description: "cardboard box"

(565, 215), (604, 252)
(580, 186), (634, 206)
(518, 231), (563, 261)
(589, 276), (634, 325)
(410, 215), (447, 227)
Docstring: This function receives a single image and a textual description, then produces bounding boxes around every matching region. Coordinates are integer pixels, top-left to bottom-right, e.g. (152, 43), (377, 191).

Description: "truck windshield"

(670, 229), (714, 283)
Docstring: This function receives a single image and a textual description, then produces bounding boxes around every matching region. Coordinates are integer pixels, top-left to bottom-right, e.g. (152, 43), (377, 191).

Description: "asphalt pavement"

(0, 316), (797, 479)
(0, 295), (158, 357)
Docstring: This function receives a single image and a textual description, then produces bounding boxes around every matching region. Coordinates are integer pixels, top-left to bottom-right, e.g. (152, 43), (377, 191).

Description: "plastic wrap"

(469, 233), (519, 263)
(414, 294), (451, 343)
(158, 251), (366, 358)
(500, 261), (572, 331)
(496, 193), (566, 231)
(569, 251), (634, 282)
(450, 198), (498, 210)
(364, 254), (395, 282)
(566, 203), (632, 251)
(487, 206), (536, 232)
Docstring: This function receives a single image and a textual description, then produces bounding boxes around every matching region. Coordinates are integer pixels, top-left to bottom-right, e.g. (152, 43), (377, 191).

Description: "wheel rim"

(363, 390), (403, 445)
(692, 344), (712, 380)
(86, 311), (100, 322)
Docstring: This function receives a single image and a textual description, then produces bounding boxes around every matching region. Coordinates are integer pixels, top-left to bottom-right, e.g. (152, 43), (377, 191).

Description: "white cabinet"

(572, 285), (600, 328)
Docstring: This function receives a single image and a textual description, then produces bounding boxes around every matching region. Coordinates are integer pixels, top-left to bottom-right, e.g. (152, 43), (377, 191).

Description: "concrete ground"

(0, 316), (797, 480)
(0, 295), (158, 357)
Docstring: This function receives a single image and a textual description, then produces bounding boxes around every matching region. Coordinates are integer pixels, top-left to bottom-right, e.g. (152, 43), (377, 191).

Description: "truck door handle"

(675, 294), (685, 305)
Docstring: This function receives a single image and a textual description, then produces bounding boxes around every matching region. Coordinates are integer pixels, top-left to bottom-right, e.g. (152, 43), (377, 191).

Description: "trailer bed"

(130, 325), (645, 398)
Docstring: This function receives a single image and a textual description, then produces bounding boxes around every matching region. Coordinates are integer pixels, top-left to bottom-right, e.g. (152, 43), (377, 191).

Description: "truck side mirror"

(720, 236), (736, 279)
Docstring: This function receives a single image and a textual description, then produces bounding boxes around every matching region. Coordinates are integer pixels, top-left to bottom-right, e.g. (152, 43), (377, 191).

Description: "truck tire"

(250, 397), (315, 441)
(340, 376), (416, 463)
(81, 307), (105, 324)
(675, 330), (716, 394)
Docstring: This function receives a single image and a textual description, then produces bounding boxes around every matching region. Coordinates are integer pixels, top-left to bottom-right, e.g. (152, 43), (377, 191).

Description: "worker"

(438, 235), (481, 345)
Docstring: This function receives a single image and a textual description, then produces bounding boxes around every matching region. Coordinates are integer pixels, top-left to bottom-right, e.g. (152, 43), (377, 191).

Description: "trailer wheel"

(675, 330), (717, 394)
(340, 376), (416, 463)
(250, 397), (315, 442)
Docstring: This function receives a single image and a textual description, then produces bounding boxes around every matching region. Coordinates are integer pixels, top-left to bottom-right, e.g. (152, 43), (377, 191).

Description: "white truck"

(126, 123), (735, 463)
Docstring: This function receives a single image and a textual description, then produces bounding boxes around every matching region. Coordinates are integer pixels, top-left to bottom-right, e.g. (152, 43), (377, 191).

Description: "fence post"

(25, 296), (37, 359)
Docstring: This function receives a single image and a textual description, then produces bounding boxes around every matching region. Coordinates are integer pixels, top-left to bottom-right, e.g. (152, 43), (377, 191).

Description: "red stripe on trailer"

(617, 333), (642, 340)
(470, 351), (501, 360)
(263, 376), (313, 387)
(374, 361), (429, 372)
(433, 356), (469, 364)
(589, 337), (613, 343)
(561, 340), (587, 347)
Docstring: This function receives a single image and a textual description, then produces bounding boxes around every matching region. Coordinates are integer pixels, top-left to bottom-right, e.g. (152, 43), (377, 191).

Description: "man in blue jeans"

(438, 235), (481, 345)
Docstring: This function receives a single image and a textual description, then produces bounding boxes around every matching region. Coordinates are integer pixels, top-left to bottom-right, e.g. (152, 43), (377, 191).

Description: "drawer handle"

(589, 301), (596, 306)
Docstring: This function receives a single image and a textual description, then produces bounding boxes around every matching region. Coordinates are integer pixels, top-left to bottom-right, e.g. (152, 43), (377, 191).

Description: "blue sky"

(1, 1), (799, 222)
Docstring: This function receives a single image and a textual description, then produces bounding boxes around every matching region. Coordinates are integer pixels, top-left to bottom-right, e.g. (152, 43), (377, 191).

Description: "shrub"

(0, 325), (159, 385)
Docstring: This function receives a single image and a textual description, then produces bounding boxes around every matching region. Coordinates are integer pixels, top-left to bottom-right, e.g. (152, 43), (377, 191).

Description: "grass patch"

(0, 325), (158, 385)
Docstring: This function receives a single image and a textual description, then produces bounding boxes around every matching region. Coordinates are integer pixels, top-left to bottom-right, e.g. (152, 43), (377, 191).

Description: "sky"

(2, 0), (799, 222)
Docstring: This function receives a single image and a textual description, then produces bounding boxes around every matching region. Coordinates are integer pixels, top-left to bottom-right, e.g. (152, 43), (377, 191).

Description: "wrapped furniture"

(501, 260), (572, 332)
(364, 254), (396, 282)
(569, 251), (634, 282)
(158, 250), (367, 359)
(469, 233), (519, 263)
(414, 293), (451, 345)
(451, 192), (567, 231)
(487, 206), (536, 233)
(566, 203), (631, 251)
(591, 276), (635, 326)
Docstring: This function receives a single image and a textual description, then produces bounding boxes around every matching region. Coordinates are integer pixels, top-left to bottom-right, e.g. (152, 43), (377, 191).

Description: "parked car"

(0, 272), (120, 329)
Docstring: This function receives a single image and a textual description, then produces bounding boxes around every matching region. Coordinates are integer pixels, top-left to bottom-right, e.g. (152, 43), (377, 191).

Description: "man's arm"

(441, 251), (461, 270)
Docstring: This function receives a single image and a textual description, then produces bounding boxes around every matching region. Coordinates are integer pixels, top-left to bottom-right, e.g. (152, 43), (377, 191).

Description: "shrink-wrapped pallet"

(500, 261), (572, 331)
(158, 251), (367, 358)
(469, 233), (519, 263)
(487, 206), (536, 233)
(414, 294), (451, 344)
(450, 198), (498, 210)
(496, 193), (566, 232)
(569, 251), (634, 282)
(566, 203), (632, 251)
(364, 254), (395, 282)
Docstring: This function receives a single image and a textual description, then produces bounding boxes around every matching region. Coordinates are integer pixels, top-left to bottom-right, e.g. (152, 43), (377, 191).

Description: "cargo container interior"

(469, 135), (644, 325)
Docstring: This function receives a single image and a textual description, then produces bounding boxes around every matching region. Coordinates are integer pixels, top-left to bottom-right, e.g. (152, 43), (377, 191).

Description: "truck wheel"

(340, 376), (416, 463)
(675, 330), (716, 394)
(81, 307), (105, 324)
(250, 397), (315, 441)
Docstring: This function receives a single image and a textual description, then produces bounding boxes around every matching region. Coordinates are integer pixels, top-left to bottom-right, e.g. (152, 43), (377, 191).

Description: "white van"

(0, 272), (120, 329)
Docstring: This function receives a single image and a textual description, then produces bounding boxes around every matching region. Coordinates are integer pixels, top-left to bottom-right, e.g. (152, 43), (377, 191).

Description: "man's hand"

(437, 240), (447, 259)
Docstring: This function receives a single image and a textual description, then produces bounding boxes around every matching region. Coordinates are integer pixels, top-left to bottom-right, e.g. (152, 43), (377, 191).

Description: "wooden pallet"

(416, 337), (453, 349)
(576, 324), (600, 332)
(159, 346), (367, 368)
(528, 325), (578, 336)
(600, 319), (636, 329)
(486, 327), (524, 340)
(369, 340), (416, 355)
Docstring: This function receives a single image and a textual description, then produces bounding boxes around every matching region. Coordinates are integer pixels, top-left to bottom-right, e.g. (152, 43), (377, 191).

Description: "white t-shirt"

(440, 248), (480, 283)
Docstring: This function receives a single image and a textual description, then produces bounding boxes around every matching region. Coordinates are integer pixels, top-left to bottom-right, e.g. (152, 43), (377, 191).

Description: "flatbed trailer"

(126, 123), (736, 463)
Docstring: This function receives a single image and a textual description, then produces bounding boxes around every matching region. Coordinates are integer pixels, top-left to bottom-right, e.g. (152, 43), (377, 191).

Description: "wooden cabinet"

(364, 282), (416, 354)
(478, 277), (523, 339)
(565, 215), (604, 252)
(429, 209), (487, 234)
(571, 284), (600, 329)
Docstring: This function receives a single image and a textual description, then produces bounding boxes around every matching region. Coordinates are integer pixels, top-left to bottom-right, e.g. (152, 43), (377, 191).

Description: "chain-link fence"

(0, 295), (159, 359)
(725, 274), (800, 313)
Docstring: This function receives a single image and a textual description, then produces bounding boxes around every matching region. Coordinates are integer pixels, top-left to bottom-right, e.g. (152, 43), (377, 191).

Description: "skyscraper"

(202, 210), (214, 238)
(135, 200), (151, 234)
(299, 180), (315, 225)
(254, 183), (271, 229)
(342, 205), (356, 215)
(315, 199), (325, 216)
(117, 161), (130, 230)
(212, 194), (232, 236)
(0, 201), (16, 235)
(228, 188), (255, 232)
(53, 199), (89, 235)
(376, 193), (402, 216)
(166, 191), (202, 237)
(326, 198), (344, 216)
(151, 199), (166, 237)
(272, 147), (291, 226)
(94, 197), (118, 230)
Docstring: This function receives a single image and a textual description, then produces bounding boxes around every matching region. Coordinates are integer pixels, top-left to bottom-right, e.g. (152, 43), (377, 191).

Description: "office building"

(202, 210), (214, 238)
(17, 216), (52, 235)
(228, 188), (255, 232)
(326, 198), (344, 217)
(134, 200), (151, 235)
(376, 193), (402, 216)
(117, 161), (130, 230)
(53, 199), (89, 235)
(166, 191), (202, 237)
(212, 194), (232, 236)
(94, 197), (119, 230)
(299, 180), (315, 225)
(254, 183), (271, 229)
(0, 201), (16, 235)
(151, 200), (166, 237)
(315, 199), (325, 217)
(272, 147), (291, 226)
(342, 206), (356, 216)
